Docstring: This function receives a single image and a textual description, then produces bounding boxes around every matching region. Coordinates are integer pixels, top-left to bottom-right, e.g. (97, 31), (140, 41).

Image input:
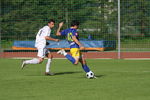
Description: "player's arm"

(72, 36), (85, 50)
(45, 36), (59, 42)
(56, 22), (64, 36)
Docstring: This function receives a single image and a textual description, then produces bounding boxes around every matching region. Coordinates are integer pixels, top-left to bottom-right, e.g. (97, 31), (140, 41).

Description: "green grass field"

(0, 59), (150, 100)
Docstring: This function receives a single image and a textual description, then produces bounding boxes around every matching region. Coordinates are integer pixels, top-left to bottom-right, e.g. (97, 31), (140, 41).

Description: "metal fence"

(0, 0), (150, 59)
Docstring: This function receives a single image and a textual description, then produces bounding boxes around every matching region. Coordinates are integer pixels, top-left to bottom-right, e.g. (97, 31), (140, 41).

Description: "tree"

(121, 0), (150, 37)
(3, 0), (150, 41)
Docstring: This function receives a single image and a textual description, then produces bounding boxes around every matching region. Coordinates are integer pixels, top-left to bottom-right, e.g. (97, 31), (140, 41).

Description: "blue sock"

(82, 64), (90, 72)
(65, 54), (75, 64)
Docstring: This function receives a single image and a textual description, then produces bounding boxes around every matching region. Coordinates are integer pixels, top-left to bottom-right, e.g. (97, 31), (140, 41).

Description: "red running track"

(1, 52), (150, 59)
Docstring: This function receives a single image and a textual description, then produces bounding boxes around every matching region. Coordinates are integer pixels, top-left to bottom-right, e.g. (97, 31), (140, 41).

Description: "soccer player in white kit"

(21, 19), (59, 75)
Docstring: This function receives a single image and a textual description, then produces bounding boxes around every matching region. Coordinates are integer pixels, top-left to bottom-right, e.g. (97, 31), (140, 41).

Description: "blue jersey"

(61, 28), (79, 48)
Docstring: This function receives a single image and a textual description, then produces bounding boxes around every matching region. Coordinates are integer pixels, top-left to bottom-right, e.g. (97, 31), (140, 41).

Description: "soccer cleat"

(57, 49), (66, 55)
(93, 76), (97, 79)
(45, 72), (54, 76)
(57, 49), (63, 55)
(21, 60), (26, 69)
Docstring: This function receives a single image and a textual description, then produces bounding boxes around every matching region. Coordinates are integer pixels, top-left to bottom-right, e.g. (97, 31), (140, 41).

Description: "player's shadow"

(95, 75), (105, 78)
(54, 71), (82, 75)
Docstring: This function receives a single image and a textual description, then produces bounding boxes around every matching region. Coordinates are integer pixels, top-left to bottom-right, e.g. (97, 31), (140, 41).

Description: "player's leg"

(45, 50), (54, 75)
(57, 49), (79, 64)
(21, 48), (44, 69)
(79, 54), (90, 73)
(79, 55), (96, 78)
(71, 48), (80, 64)
(21, 58), (43, 69)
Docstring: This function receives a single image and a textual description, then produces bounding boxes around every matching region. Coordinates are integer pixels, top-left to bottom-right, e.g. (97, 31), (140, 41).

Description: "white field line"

(123, 58), (150, 60)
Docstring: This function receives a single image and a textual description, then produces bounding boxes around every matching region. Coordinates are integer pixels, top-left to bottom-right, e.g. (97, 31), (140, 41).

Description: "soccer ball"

(86, 71), (94, 79)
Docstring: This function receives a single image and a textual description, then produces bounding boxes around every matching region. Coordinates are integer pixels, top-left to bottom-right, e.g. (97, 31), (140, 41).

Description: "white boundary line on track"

(11, 57), (67, 59)
(11, 57), (113, 60)
(10, 57), (150, 60)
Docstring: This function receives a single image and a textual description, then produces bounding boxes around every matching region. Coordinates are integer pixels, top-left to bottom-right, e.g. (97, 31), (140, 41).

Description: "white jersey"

(35, 26), (51, 48)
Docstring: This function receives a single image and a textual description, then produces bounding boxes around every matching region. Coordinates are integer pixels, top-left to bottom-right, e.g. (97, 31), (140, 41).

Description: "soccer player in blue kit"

(56, 20), (96, 78)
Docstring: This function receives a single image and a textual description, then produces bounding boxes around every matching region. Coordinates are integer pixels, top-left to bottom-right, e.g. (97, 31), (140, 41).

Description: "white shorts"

(37, 48), (50, 58)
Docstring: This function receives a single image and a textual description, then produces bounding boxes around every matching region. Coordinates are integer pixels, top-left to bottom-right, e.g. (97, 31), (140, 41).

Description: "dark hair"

(48, 19), (55, 23)
(71, 20), (79, 27)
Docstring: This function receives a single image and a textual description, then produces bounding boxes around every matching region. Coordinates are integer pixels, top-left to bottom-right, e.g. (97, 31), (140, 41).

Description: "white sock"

(46, 59), (52, 73)
(24, 58), (40, 64)
(62, 50), (67, 56)
(63, 52), (67, 56)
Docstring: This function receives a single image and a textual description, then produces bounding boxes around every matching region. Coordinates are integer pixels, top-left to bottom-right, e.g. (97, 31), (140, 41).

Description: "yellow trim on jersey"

(67, 32), (74, 41)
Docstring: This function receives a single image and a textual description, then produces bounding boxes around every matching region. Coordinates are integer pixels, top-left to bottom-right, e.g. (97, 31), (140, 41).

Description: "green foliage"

(121, 0), (150, 37)
(0, 0), (117, 40)
(1, 0), (150, 41)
